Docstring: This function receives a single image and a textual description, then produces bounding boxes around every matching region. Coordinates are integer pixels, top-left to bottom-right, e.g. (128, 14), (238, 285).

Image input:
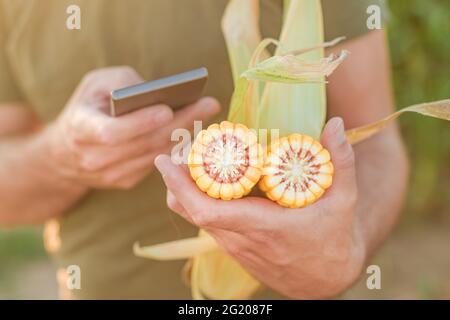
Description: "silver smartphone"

(110, 67), (208, 116)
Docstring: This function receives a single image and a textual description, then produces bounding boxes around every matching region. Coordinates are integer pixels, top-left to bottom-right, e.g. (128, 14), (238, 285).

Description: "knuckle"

(117, 65), (135, 74)
(249, 219), (283, 243)
(96, 124), (118, 146)
(226, 243), (244, 258)
(191, 210), (211, 227)
(81, 156), (107, 172)
(79, 155), (97, 172)
(270, 247), (292, 267)
(339, 145), (355, 170)
(225, 244), (253, 263)
(150, 135), (169, 149)
(67, 131), (81, 146)
(65, 121), (85, 145)
(82, 67), (140, 91)
(82, 69), (100, 84)
(166, 194), (179, 212)
(116, 66), (139, 81)
(66, 131), (82, 148)
(101, 173), (119, 187)
(248, 229), (272, 247)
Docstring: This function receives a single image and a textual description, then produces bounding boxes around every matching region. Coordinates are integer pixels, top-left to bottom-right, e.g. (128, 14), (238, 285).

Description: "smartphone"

(110, 67), (208, 116)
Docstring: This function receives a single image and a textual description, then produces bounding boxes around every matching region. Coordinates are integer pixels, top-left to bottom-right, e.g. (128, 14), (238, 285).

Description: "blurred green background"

(0, 0), (449, 299)
(389, 0), (449, 219)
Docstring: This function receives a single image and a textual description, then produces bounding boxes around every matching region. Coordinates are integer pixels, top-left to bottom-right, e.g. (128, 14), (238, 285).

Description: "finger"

(76, 95), (217, 147)
(77, 122), (174, 171)
(154, 154), (277, 232)
(151, 97), (220, 140)
(137, 97), (219, 166)
(103, 151), (157, 184)
(320, 117), (357, 207)
(172, 96), (220, 128)
(166, 190), (189, 220)
(75, 140), (174, 188)
(76, 152), (156, 188)
(72, 104), (174, 145)
(154, 154), (215, 223)
(74, 66), (144, 103)
(79, 96), (218, 169)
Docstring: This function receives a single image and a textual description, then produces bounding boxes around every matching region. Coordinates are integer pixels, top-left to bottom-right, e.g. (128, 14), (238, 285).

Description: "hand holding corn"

(135, 0), (449, 299)
(154, 117), (365, 299)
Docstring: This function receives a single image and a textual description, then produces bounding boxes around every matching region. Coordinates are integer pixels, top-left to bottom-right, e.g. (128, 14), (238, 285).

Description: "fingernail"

(154, 154), (171, 175)
(331, 117), (344, 133)
(330, 117), (347, 144)
(338, 125), (348, 145)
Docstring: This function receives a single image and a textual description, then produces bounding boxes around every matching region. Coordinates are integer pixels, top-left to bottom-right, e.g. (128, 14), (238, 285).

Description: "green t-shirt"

(0, 0), (384, 299)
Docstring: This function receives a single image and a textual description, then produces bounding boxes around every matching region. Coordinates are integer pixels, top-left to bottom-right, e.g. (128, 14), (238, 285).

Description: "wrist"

(31, 124), (89, 197)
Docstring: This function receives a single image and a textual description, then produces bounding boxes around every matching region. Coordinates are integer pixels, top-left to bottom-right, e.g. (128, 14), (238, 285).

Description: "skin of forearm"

(325, 30), (409, 262)
(0, 129), (87, 227)
(353, 126), (409, 258)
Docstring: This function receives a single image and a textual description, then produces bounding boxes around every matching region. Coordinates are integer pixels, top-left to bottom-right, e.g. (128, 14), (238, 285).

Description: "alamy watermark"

(366, 264), (381, 290)
(366, 4), (382, 30)
(65, 264), (81, 290)
(66, 5), (81, 30)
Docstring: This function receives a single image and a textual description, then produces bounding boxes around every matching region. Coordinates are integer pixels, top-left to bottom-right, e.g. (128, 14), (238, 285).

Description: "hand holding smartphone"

(110, 67), (208, 116)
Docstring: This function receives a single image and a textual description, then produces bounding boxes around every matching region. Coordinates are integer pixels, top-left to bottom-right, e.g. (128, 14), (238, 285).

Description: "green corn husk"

(134, 0), (450, 300)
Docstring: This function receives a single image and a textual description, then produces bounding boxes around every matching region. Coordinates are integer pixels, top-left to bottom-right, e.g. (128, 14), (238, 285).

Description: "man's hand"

(153, 117), (366, 299)
(0, 65), (220, 225)
(41, 66), (220, 190)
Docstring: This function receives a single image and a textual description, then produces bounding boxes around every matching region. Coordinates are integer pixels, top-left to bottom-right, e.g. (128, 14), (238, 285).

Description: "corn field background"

(0, 0), (449, 299)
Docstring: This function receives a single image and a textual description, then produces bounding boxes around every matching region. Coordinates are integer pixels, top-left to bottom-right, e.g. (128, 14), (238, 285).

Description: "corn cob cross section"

(188, 121), (263, 200)
(259, 133), (334, 208)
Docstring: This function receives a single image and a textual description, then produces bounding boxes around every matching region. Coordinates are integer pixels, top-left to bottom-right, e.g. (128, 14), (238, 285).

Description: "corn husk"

(134, 0), (450, 300)
(135, 0), (336, 300)
(346, 99), (450, 144)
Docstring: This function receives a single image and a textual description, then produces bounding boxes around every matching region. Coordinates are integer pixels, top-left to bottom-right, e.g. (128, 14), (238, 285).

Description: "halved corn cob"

(259, 133), (333, 208)
(188, 121), (263, 200)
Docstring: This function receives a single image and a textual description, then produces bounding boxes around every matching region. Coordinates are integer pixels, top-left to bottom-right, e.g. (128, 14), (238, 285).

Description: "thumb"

(320, 117), (357, 201)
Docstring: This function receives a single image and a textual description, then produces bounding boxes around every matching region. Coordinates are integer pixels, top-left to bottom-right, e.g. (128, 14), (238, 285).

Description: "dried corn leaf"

(133, 233), (217, 260)
(243, 50), (348, 84)
(346, 99), (450, 144)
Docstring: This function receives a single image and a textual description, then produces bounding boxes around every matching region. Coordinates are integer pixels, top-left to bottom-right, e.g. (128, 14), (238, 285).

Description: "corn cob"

(188, 121), (263, 200)
(259, 134), (333, 208)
